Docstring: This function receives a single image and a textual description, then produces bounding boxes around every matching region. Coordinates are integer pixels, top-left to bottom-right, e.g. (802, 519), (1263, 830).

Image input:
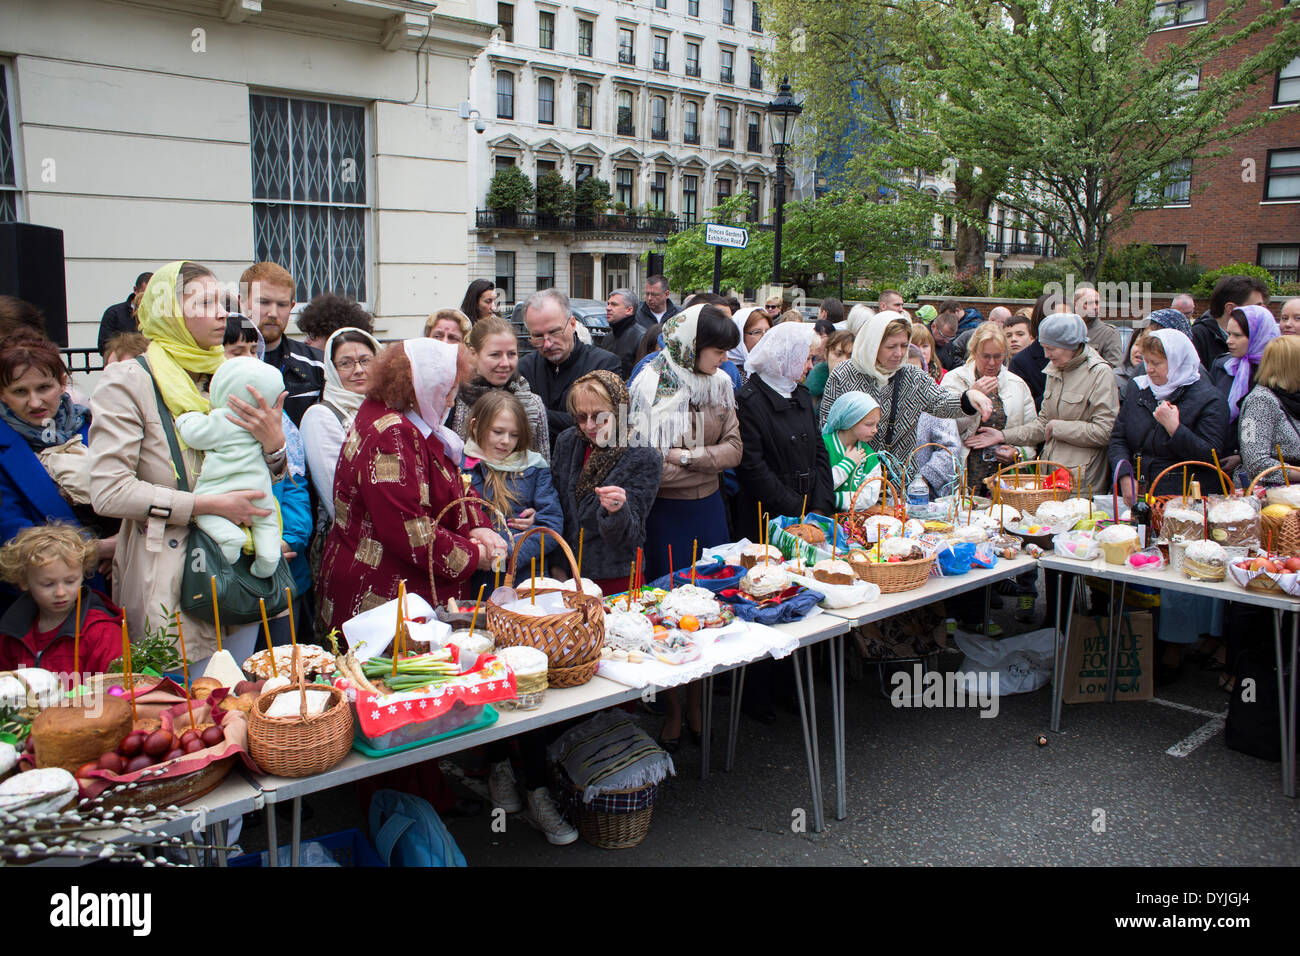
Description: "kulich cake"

(1183, 540), (1227, 581)
(786, 523), (826, 545)
(742, 563), (792, 597)
(604, 610), (656, 654)
(497, 645), (549, 700)
(1160, 504), (1205, 543)
(658, 584), (725, 627)
(950, 524), (989, 543)
(0, 668), (62, 710)
(862, 515), (903, 540)
(1035, 500), (1073, 523)
(985, 504), (1022, 528)
(1208, 498), (1260, 548)
(31, 694), (132, 775)
(812, 559), (855, 586)
(903, 518), (926, 538)
(922, 520), (953, 534)
(1098, 524), (1139, 564)
(740, 543), (784, 568)
(243, 644), (336, 681)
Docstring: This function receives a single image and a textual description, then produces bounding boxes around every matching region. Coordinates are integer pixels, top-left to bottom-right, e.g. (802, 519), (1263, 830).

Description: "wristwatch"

(678, 449), (691, 467)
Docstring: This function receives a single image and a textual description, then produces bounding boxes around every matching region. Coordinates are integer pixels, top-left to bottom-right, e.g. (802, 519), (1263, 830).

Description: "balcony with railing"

(477, 209), (683, 236)
(750, 67), (762, 90)
(618, 48), (635, 65)
(746, 130), (761, 152)
(686, 62), (701, 77)
(684, 130), (700, 145)
(653, 54), (669, 71)
(617, 111), (634, 136)
(718, 134), (734, 149)
(652, 125), (668, 141)
(720, 66), (734, 85)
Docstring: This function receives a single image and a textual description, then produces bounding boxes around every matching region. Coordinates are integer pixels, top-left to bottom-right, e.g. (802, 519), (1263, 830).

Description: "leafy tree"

(767, 0), (1299, 282)
(485, 165), (534, 214)
(1192, 262), (1279, 300)
(575, 176), (612, 215)
(536, 171), (575, 217)
(1097, 243), (1203, 293)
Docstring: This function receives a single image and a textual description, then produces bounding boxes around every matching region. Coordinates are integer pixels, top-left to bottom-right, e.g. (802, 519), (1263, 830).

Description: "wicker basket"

(1247, 464), (1300, 555)
(847, 550), (936, 593)
(248, 648), (353, 778)
(1147, 460), (1234, 536)
(984, 459), (1072, 513)
(486, 527), (605, 688)
(563, 778), (659, 849)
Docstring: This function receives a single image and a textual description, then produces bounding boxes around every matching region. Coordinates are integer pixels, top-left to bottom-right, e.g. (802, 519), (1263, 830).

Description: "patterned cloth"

(548, 709), (674, 802)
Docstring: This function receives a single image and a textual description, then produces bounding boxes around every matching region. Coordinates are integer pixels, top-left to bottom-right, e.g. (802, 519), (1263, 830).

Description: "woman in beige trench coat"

(89, 261), (289, 664)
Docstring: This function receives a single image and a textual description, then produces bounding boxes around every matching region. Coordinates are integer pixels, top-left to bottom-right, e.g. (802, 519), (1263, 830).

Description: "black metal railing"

(654, 54), (669, 71)
(747, 131), (761, 151)
(476, 209), (683, 236)
(619, 48), (635, 65)
(62, 348), (105, 374)
(750, 70), (762, 90)
(617, 116), (634, 136)
(721, 67), (734, 84)
(652, 127), (668, 141)
(718, 134), (734, 149)
(925, 237), (1052, 256)
(686, 62), (701, 77)
(684, 130), (700, 144)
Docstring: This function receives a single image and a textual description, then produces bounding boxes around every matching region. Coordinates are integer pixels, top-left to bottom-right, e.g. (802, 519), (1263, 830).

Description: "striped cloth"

(548, 710), (675, 803)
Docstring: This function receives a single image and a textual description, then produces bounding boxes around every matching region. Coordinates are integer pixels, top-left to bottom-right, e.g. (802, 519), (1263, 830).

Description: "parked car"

(509, 297), (611, 352)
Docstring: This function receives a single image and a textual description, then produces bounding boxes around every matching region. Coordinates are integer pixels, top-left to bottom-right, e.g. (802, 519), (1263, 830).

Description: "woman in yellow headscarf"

(89, 261), (289, 664)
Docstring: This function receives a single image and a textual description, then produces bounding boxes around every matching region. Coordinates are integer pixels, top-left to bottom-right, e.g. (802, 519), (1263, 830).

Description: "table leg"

(725, 666), (745, 772)
(982, 583), (992, 638)
(265, 802), (278, 868)
(210, 819), (228, 868)
(1052, 573), (1078, 733)
(1275, 610), (1296, 799)
(1105, 581), (1118, 705)
(700, 675), (713, 780)
(289, 797), (301, 868)
(1289, 610), (1297, 799)
(791, 648), (824, 833)
(836, 634), (847, 820)
(827, 632), (843, 822)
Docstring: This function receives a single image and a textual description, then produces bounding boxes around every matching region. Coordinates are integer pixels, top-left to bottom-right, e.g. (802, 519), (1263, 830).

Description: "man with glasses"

(636, 275), (680, 327)
(519, 289), (621, 449)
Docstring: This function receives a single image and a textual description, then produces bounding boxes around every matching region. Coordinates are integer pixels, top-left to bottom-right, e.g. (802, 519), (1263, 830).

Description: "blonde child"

(822, 391), (884, 510)
(0, 524), (122, 678)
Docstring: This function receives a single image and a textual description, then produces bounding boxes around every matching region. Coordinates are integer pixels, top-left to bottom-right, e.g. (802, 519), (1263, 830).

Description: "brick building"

(1115, 0), (1299, 286)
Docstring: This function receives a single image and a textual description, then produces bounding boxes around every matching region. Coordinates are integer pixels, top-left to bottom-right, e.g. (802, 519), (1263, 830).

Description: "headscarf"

(629, 304), (735, 450)
(572, 369), (631, 504)
(727, 306), (765, 367)
(846, 303), (875, 336)
(821, 390), (881, 437)
(321, 326), (381, 424)
(1145, 308), (1193, 341)
(745, 320), (815, 397)
(1224, 304), (1280, 421)
(850, 310), (912, 386)
(1038, 312), (1088, 350)
(138, 260), (225, 420)
(402, 338), (464, 463)
(1134, 329), (1201, 401)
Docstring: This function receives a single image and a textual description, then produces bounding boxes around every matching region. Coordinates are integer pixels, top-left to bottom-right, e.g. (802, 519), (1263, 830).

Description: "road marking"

(1165, 717), (1225, 757)
(1149, 697), (1226, 719)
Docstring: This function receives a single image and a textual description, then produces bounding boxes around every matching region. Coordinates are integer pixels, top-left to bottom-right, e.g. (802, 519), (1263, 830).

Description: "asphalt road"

(237, 594), (1299, 867)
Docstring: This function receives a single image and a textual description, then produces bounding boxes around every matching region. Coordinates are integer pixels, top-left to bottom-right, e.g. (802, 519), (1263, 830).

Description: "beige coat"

(89, 360), (218, 659)
(657, 404), (743, 500)
(940, 363), (1039, 470)
(1001, 346), (1119, 491)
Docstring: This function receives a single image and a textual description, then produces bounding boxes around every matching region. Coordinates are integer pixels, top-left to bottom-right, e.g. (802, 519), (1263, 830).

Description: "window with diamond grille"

(250, 93), (367, 302)
(0, 64), (19, 223)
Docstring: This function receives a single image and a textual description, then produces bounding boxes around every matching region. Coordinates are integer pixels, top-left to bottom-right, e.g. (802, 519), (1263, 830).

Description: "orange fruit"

(678, 615), (700, 632)
(652, 624), (669, 636)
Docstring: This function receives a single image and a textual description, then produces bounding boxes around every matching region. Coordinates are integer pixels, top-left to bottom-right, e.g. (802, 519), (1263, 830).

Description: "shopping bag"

(1061, 611), (1154, 703)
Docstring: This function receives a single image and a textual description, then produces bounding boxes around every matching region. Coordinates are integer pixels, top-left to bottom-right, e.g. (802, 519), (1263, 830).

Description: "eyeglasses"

(745, 327), (766, 338)
(335, 356), (373, 372)
(528, 325), (570, 344)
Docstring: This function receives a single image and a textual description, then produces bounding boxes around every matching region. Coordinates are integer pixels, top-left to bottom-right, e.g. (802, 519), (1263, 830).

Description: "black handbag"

(137, 358), (296, 626)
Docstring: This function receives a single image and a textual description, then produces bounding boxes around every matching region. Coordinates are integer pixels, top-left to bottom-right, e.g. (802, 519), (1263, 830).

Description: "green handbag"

(137, 358), (296, 627)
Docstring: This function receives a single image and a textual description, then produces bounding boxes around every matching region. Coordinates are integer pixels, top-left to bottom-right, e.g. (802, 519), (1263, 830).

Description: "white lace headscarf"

(745, 320), (815, 397)
(403, 337), (465, 462)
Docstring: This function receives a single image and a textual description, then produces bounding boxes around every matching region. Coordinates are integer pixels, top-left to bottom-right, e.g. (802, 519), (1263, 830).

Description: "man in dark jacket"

(1010, 338), (1048, 411)
(519, 289), (621, 448)
(635, 275), (680, 327)
(932, 302), (966, 372)
(1191, 275), (1267, 371)
(96, 272), (152, 355)
(240, 262), (325, 427)
(604, 288), (648, 380)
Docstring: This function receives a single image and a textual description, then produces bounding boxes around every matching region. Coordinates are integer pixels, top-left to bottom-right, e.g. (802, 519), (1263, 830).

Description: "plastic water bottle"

(907, 475), (930, 510)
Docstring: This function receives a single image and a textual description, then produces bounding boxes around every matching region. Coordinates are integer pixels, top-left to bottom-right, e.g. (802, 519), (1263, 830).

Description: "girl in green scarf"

(822, 390), (884, 510)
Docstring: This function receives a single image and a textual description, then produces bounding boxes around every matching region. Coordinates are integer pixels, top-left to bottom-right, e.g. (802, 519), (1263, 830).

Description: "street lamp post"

(766, 76), (802, 289)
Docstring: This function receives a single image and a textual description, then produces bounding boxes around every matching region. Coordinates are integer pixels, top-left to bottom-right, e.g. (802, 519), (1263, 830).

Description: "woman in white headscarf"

(300, 327), (382, 519)
(629, 303), (742, 750)
(734, 321), (834, 541)
(1108, 327), (1229, 503)
(726, 306), (771, 386)
(318, 339), (507, 632)
(819, 310), (992, 466)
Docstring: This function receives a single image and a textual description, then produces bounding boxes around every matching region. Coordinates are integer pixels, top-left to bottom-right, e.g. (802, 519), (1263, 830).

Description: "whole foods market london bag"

(1061, 611), (1154, 704)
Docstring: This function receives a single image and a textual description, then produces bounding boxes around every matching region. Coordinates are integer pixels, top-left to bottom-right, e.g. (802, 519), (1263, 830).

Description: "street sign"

(834, 250), (845, 263)
(704, 223), (750, 249)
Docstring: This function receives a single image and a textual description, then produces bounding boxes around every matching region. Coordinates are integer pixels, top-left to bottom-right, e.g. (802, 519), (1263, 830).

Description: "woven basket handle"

(1246, 463), (1294, 497)
(507, 525), (582, 586)
(1149, 460), (1233, 499)
(993, 459), (1071, 483)
(847, 472), (899, 514)
(0, 670), (34, 708)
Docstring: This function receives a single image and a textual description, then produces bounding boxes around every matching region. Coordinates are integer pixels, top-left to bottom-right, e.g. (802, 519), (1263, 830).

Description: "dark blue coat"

(467, 460), (564, 576)
(1108, 376), (1228, 496)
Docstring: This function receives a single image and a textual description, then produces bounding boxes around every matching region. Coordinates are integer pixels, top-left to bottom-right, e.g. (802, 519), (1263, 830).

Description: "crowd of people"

(0, 263), (1296, 846)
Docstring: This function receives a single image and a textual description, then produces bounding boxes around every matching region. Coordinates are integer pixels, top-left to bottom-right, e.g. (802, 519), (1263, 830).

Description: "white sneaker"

(488, 760), (522, 813)
(525, 787), (578, 846)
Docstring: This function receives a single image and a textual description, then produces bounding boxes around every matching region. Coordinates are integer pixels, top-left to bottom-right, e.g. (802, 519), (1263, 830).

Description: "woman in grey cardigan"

(549, 370), (662, 591)
(820, 311), (991, 467)
(1240, 336), (1300, 486)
